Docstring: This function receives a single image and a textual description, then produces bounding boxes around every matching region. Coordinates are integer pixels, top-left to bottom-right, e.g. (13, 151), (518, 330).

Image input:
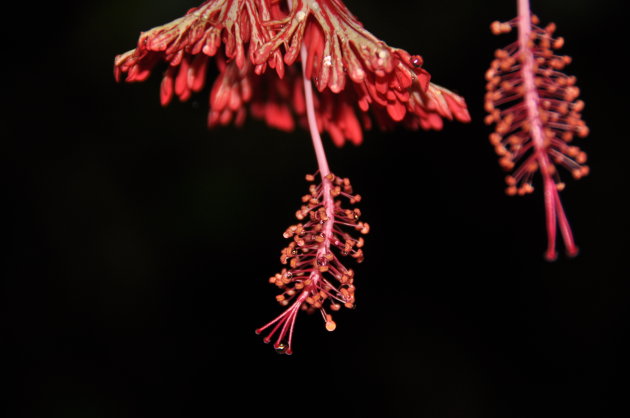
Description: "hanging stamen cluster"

(484, 6), (590, 260)
(485, 15), (589, 196)
(256, 172), (368, 355)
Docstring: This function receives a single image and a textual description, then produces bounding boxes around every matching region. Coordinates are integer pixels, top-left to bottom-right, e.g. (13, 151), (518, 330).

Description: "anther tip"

(544, 250), (558, 262)
(566, 246), (580, 258)
(325, 321), (337, 332)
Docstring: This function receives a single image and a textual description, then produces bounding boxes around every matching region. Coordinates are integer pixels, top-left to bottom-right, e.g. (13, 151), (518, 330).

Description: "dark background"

(4, 0), (628, 417)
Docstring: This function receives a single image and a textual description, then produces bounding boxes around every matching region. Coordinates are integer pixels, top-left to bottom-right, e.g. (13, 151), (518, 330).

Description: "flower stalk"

(254, 30), (366, 354)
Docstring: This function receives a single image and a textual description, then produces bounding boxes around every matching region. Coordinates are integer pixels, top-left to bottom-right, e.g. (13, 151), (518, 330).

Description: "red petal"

(160, 67), (175, 106)
(175, 56), (191, 101)
(327, 124), (345, 147)
(188, 55), (208, 92)
(443, 91), (471, 122)
(266, 102), (295, 132)
(387, 100), (406, 122)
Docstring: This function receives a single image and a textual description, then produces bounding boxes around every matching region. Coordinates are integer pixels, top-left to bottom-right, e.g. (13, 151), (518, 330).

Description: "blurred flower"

(485, 0), (589, 260)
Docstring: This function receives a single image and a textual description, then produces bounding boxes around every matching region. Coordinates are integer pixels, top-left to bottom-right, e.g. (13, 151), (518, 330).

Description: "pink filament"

(517, 0), (578, 260)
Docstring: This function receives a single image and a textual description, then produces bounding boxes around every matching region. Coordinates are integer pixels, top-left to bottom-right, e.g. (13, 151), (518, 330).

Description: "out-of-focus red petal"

(387, 100), (406, 122)
(115, 0), (470, 146)
(160, 67), (175, 106)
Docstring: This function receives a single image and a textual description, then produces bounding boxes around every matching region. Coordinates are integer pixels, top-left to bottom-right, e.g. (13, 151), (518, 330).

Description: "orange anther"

(562, 131), (574, 142)
(565, 87), (579, 101)
(527, 161), (538, 172)
(489, 132), (502, 145)
(573, 100), (585, 112)
(490, 21), (503, 35)
(577, 126), (589, 138)
(495, 145), (508, 156)
(497, 122), (510, 135)
(495, 49), (508, 59)
(500, 58), (514, 71)
(499, 157), (514, 170)
(540, 37), (551, 50)
(507, 135), (521, 145)
(576, 152), (587, 164)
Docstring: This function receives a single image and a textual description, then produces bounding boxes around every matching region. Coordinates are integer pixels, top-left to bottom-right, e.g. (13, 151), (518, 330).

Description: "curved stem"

(293, 0), (335, 258)
(300, 49), (331, 177)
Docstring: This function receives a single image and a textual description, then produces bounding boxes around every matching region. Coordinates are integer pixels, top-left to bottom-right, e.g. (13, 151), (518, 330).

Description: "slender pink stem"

(298, 25), (335, 257)
(517, 0), (577, 260)
(300, 49), (331, 177)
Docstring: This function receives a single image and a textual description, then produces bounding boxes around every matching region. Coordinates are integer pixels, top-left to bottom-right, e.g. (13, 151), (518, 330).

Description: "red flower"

(114, 0), (470, 146)
(485, 0), (589, 260)
(115, 0), (471, 354)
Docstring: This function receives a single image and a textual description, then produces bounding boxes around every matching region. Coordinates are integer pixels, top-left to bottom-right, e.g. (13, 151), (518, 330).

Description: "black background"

(4, 0), (628, 417)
